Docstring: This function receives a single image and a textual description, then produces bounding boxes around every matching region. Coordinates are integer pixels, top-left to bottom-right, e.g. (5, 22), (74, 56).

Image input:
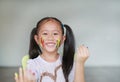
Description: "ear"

(34, 35), (39, 45)
(61, 35), (66, 44)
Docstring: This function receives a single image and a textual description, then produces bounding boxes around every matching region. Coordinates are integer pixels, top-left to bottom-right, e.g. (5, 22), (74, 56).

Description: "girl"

(15, 17), (89, 82)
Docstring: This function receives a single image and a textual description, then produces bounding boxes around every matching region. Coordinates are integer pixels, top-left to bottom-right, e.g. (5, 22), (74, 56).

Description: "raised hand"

(75, 45), (90, 65)
(74, 45), (90, 82)
(14, 68), (36, 82)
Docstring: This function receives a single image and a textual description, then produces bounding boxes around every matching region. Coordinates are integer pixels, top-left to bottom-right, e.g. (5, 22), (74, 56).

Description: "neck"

(41, 51), (59, 62)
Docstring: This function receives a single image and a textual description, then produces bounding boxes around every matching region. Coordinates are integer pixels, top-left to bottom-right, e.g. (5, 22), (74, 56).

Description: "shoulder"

(27, 56), (42, 69)
(27, 56), (39, 65)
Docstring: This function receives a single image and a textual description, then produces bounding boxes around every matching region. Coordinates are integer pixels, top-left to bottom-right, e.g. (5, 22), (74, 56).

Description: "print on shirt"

(40, 64), (62, 82)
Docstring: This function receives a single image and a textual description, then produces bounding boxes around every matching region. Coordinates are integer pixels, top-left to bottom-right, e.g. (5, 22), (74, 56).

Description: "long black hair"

(29, 17), (75, 82)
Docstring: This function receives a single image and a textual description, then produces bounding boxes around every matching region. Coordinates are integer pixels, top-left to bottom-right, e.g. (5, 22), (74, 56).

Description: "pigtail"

(62, 24), (75, 82)
(29, 27), (42, 59)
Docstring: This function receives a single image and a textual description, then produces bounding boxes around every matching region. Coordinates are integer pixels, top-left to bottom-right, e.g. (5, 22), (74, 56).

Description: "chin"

(45, 47), (57, 52)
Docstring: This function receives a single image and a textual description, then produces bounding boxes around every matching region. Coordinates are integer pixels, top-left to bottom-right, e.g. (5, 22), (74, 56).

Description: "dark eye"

(42, 33), (48, 35)
(53, 33), (59, 35)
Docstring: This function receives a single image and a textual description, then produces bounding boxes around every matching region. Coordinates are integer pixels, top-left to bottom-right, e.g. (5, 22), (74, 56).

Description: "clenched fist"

(75, 45), (90, 65)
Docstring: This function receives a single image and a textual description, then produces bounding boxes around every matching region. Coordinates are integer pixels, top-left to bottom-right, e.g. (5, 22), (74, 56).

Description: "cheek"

(56, 38), (61, 48)
(39, 37), (45, 47)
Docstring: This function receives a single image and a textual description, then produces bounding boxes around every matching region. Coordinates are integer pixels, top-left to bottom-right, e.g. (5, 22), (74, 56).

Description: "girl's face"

(34, 20), (65, 53)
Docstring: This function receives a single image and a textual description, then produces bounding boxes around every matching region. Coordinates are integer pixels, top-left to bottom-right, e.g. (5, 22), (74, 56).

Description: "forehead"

(39, 20), (62, 31)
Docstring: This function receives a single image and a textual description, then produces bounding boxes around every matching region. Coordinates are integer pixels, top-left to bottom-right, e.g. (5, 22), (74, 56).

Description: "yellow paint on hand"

(22, 55), (29, 69)
(14, 72), (18, 78)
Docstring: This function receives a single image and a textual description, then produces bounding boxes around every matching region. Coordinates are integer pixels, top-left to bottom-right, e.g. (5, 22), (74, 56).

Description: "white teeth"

(46, 43), (56, 46)
(47, 44), (55, 46)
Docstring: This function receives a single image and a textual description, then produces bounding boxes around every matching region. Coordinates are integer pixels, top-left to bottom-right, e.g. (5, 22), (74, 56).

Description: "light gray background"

(0, 0), (120, 67)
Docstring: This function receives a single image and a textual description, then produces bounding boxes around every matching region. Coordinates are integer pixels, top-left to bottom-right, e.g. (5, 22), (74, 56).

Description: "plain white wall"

(0, 0), (120, 67)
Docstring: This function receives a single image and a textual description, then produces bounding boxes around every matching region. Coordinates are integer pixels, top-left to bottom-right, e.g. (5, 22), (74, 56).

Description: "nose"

(47, 33), (54, 40)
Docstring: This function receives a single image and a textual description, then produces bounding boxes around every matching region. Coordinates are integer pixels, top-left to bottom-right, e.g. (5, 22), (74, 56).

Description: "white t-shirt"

(27, 55), (75, 82)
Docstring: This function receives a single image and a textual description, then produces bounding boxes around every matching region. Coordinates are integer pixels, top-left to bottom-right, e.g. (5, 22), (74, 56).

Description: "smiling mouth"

(45, 42), (56, 47)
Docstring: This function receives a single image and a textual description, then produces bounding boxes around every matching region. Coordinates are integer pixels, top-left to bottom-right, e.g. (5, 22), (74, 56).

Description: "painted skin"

(40, 37), (61, 49)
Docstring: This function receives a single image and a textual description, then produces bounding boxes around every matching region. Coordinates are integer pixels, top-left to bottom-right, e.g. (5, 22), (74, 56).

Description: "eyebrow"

(40, 30), (61, 33)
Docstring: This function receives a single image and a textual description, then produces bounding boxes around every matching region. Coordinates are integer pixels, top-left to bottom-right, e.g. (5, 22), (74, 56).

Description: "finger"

(28, 70), (32, 80)
(26, 70), (34, 81)
(85, 46), (90, 57)
(14, 72), (19, 82)
(78, 45), (85, 57)
(83, 46), (88, 56)
(31, 72), (36, 82)
(23, 68), (28, 82)
(30, 70), (36, 81)
(82, 45), (89, 56)
(81, 45), (85, 56)
(80, 45), (84, 56)
(19, 67), (23, 82)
